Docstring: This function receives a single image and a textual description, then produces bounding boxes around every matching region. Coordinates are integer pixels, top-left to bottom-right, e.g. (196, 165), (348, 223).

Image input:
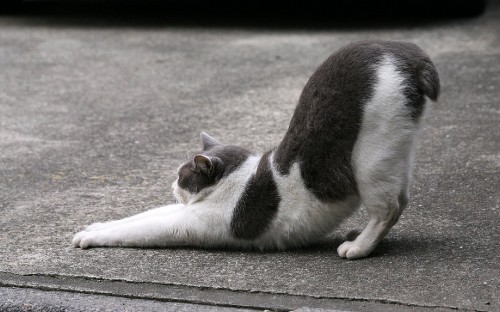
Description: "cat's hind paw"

(337, 241), (369, 260)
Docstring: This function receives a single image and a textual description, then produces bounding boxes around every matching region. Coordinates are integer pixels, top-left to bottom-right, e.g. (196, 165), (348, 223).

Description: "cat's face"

(172, 132), (251, 205)
(172, 153), (222, 204)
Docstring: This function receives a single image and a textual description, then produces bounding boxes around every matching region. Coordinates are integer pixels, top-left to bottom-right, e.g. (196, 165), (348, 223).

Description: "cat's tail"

(419, 59), (440, 102)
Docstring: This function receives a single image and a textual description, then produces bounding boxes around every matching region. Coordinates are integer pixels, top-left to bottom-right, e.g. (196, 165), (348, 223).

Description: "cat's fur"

(73, 41), (439, 259)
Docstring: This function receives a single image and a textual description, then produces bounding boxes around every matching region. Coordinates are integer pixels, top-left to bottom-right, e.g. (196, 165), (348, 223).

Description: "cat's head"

(172, 132), (251, 205)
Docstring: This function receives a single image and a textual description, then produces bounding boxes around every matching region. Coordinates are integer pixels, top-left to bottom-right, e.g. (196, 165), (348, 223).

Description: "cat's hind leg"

(338, 170), (410, 260)
(337, 185), (409, 259)
(338, 136), (414, 259)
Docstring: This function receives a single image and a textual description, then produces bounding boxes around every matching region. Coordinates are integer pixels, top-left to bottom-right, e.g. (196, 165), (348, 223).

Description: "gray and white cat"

(73, 41), (439, 259)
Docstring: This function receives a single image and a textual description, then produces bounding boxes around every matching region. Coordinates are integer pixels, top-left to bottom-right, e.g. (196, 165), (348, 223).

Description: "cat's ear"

(200, 132), (222, 150)
(194, 154), (219, 176)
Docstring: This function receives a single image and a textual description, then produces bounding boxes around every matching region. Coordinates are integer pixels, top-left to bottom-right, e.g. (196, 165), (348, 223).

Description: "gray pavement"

(1, 2), (499, 312)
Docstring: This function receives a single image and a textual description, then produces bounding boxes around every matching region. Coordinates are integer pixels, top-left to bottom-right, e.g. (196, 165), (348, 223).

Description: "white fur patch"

(352, 55), (419, 208)
(338, 55), (429, 259)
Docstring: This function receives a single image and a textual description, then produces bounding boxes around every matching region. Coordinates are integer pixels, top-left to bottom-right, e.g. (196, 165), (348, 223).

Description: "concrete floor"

(0, 1), (499, 311)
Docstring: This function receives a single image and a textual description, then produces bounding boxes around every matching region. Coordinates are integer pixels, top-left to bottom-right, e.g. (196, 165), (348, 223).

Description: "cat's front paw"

(72, 230), (99, 249)
(337, 241), (368, 260)
(72, 231), (86, 248)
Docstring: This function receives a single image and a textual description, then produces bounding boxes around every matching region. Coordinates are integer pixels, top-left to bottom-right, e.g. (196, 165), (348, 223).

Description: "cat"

(73, 40), (440, 259)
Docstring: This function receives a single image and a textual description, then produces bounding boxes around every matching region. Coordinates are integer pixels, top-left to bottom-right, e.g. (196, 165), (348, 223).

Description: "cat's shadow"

(257, 235), (445, 259)
(138, 232), (445, 260)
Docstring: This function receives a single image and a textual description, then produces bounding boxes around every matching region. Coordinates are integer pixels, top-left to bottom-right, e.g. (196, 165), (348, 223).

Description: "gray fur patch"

(230, 151), (280, 240)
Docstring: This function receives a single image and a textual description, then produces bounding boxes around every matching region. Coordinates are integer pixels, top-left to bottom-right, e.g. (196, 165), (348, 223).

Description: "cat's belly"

(257, 159), (361, 249)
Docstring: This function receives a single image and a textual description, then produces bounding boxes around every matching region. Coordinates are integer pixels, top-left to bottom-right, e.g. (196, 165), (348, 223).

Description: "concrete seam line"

(0, 286), (268, 312)
(0, 271), (487, 312)
(0, 284), (275, 312)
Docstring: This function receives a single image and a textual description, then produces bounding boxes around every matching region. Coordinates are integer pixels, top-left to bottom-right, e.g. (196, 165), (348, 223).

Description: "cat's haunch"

(73, 40), (439, 259)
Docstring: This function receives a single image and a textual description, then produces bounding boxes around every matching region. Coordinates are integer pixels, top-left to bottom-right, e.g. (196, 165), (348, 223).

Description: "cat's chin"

(173, 192), (187, 205)
(172, 180), (190, 204)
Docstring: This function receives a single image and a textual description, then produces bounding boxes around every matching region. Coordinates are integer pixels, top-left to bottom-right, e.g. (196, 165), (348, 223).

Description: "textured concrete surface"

(0, 286), (259, 312)
(0, 1), (499, 311)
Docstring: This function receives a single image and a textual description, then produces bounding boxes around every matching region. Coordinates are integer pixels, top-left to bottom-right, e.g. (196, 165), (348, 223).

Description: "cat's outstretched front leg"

(83, 204), (185, 231)
(72, 203), (230, 249)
